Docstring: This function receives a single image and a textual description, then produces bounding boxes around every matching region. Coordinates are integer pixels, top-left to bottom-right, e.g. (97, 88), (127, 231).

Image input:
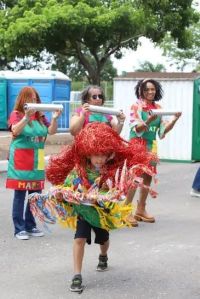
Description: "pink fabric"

(9, 111), (50, 129)
(9, 111), (23, 127)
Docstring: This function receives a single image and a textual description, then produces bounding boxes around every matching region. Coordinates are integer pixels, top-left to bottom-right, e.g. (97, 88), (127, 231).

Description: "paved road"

(0, 162), (200, 299)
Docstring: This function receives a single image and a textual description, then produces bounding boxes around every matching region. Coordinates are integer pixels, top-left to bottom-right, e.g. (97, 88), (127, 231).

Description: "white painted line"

(0, 135), (11, 138)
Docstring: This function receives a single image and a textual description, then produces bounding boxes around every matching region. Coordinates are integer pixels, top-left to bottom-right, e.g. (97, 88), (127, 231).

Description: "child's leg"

(72, 217), (91, 275)
(70, 237), (87, 292)
(70, 217), (91, 292)
(97, 240), (109, 272)
(73, 238), (87, 274)
(94, 227), (109, 271)
(99, 239), (109, 256)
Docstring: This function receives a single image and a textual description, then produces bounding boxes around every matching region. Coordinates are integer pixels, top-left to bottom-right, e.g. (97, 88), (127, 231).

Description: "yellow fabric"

(151, 140), (157, 154)
(57, 201), (134, 231)
(37, 149), (45, 170)
(57, 204), (77, 229)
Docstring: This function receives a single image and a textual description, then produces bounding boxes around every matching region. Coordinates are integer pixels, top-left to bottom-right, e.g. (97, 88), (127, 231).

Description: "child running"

(29, 122), (157, 293)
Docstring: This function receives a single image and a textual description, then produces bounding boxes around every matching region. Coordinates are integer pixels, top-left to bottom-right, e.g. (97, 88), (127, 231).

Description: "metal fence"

(52, 100), (113, 132)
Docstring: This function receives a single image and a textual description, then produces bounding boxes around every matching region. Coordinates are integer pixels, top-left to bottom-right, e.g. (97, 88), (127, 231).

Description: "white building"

(113, 72), (200, 162)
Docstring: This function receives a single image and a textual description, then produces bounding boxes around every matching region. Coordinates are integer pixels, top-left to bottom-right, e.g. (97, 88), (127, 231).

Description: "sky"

(112, 1), (200, 75)
(111, 37), (178, 75)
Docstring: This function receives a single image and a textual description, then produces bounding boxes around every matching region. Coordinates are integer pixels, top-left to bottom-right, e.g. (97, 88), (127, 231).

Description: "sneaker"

(190, 189), (200, 198)
(96, 255), (108, 272)
(69, 275), (84, 293)
(27, 228), (44, 237)
(15, 231), (29, 240)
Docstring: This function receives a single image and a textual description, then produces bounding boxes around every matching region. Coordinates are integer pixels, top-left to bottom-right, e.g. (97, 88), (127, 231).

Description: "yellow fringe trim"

(57, 201), (134, 231)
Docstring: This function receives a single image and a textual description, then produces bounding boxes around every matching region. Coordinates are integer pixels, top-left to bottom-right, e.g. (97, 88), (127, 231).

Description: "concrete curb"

(0, 156), (50, 173)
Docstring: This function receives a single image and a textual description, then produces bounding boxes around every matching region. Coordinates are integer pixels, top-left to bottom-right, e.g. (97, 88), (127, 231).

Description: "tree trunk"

(88, 71), (101, 85)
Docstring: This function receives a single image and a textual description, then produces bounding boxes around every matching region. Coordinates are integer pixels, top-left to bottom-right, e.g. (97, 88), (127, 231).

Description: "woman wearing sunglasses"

(70, 85), (125, 136)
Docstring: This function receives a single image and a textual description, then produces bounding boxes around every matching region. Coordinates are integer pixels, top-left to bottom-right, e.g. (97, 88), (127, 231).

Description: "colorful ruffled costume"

(29, 122), (158, 231)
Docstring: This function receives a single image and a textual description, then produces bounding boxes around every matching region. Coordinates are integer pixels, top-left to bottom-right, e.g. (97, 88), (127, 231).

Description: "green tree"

(52, 54), (117, 81)
(0, 0), (198, 84)
(160, 20), (200, 71)
(135, 61), (166, 72)
(0, 0), (18, 8)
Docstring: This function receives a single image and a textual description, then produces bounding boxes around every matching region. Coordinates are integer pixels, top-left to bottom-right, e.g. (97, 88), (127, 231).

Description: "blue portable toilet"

(6, 70), (71, 127)
(0, 74), (7, 129)
(6, 71), (30, 118)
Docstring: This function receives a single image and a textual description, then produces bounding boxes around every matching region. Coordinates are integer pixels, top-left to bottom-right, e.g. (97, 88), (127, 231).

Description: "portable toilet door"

(29, 70), (71, 127)
(192, 77), (200, 161)
(31, 78), (54, 122)
(0, 77), (7, 129)
(7, 78), (30, 117)
(53, 79), (71, 130)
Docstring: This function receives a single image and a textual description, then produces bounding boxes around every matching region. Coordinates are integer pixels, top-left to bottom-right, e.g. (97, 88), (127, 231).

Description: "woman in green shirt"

(6, 86), (61, 240)
(126, 79), (181, 225)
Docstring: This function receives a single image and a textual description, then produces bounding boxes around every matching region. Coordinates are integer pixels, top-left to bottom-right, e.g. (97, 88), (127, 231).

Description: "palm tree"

(135, 61), (166, 72)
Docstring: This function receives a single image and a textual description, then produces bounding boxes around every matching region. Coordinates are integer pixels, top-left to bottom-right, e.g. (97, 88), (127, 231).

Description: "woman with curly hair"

(125, 79), (181, 225)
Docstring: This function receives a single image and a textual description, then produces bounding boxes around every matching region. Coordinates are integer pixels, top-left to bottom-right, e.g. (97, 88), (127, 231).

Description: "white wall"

(113, 79), (193, 161)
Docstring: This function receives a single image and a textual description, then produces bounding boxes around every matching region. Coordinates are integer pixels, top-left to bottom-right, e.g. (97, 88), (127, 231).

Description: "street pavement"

(0, 162), (200, 299)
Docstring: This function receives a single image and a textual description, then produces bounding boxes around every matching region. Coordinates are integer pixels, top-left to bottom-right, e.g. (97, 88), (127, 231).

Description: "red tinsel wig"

(46, 122), (157, 187)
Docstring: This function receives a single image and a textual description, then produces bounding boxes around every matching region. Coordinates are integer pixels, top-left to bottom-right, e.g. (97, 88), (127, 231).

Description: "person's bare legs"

(125, 188), (136, 205)
(97, 239), (109, 271)
(100, 239), (109, 256)
(124, 189), (138, 226)
(70, 238), (86, 292)
(134, 173), (155, 222)
(73, 238), (86, 275)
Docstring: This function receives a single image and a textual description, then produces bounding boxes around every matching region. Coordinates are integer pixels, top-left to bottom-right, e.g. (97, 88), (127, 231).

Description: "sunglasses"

(90, 94), (103, 100)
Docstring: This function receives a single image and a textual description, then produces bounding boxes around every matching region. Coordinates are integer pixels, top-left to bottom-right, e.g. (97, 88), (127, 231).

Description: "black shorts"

(74, 216), (109, 245)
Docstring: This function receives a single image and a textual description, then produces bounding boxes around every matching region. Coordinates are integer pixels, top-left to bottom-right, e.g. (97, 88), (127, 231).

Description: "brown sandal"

(126, 214), (139, 227)
(134, 213), (155, 223)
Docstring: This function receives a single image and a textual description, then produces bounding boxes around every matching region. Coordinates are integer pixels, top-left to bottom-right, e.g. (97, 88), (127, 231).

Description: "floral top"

(129, 99), (168, 153)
